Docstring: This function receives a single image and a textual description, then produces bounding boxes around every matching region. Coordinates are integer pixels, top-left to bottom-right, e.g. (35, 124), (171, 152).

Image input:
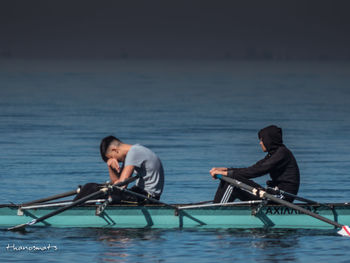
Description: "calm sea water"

(0, 59), (350, 262)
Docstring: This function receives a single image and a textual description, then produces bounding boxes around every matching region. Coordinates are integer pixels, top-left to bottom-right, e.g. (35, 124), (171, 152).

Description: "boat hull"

(1, 203), (349, 229)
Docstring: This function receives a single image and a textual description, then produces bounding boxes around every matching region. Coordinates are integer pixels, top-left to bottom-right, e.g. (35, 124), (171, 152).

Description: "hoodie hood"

(258, 125), (283, 152)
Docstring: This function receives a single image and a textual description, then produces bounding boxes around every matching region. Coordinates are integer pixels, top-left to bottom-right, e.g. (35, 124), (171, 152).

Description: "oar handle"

(216, 174), (344, 229)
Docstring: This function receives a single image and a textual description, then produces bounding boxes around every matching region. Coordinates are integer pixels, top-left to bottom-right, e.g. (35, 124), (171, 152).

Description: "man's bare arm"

(108, 166), (121, 183)
(113, 165), (135, 187)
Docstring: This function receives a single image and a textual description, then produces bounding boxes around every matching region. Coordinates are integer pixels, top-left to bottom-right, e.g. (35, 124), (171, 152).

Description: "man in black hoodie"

(210, 125), (300, 203)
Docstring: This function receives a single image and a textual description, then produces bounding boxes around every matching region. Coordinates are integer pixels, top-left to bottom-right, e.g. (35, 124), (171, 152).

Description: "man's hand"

(210, 167), (228, 179)
(107, 158), (120, 173)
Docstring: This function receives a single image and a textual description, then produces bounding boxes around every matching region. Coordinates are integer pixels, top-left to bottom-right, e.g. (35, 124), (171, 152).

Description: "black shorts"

(73, 183), (160, 204)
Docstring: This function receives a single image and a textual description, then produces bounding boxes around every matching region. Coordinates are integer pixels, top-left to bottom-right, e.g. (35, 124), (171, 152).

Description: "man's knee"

(83, 183), (100, 191)
(73, 183), (104, 201)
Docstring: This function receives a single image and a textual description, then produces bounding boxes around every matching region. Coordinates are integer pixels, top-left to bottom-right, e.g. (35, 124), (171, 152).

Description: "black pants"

(213, 174), (296, 203)
(73, 183), (160, 204)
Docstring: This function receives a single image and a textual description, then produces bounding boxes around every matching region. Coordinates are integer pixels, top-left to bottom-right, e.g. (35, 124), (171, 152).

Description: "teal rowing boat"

(1, 201), (350, 229)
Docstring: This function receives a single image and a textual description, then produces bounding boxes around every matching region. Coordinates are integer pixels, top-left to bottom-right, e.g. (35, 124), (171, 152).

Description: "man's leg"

(213, 180), (234, 203)
(213, 174), (263, 203)
(109, 186), (159, 204)
(73, 183), (106, 201)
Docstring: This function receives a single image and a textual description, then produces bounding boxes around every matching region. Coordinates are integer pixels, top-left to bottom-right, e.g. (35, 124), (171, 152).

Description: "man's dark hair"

(100, 136), (122, 162)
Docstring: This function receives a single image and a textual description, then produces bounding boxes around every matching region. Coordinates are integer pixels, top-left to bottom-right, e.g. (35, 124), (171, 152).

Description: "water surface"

(0, 59), (350, 262)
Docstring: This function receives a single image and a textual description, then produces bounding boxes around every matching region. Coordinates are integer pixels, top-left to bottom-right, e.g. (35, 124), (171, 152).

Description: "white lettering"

(6, 243), (58, 252)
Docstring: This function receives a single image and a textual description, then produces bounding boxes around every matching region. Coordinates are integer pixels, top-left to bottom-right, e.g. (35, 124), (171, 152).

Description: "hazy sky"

(1, 0), (350, 60)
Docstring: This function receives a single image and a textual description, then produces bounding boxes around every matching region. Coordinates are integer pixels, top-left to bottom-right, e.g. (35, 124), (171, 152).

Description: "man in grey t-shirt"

(99, 136), (164, 202)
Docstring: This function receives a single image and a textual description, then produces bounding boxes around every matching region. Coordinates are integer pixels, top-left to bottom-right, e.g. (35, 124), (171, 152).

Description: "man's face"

(105, 146), (125, 162)
(259, 139), (267, 152)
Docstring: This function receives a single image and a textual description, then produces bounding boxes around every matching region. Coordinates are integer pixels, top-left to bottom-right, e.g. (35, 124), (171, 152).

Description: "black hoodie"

(227, 125), (300, 194)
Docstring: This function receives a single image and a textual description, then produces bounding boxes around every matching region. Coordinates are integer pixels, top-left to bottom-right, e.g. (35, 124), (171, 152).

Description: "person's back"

(124, 144), (164, 198)
(256, 125), (300, 196)
(211, 125), (300, 203)
(266, 145), (300, 195)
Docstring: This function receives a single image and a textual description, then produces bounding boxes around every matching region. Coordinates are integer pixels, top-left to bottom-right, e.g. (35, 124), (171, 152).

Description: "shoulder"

(130, 144), (152, 153)
(125, 144), (150, 166)
(272, 145), (295, 159)
(127, 144), (154, 157)
(274, 145), (290, 154)
(129, 144), (142, 151)
(128, 144), (143, 155)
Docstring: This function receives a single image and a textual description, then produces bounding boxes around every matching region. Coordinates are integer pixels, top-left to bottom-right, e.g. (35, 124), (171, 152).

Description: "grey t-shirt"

(124, 144), (164, 196)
